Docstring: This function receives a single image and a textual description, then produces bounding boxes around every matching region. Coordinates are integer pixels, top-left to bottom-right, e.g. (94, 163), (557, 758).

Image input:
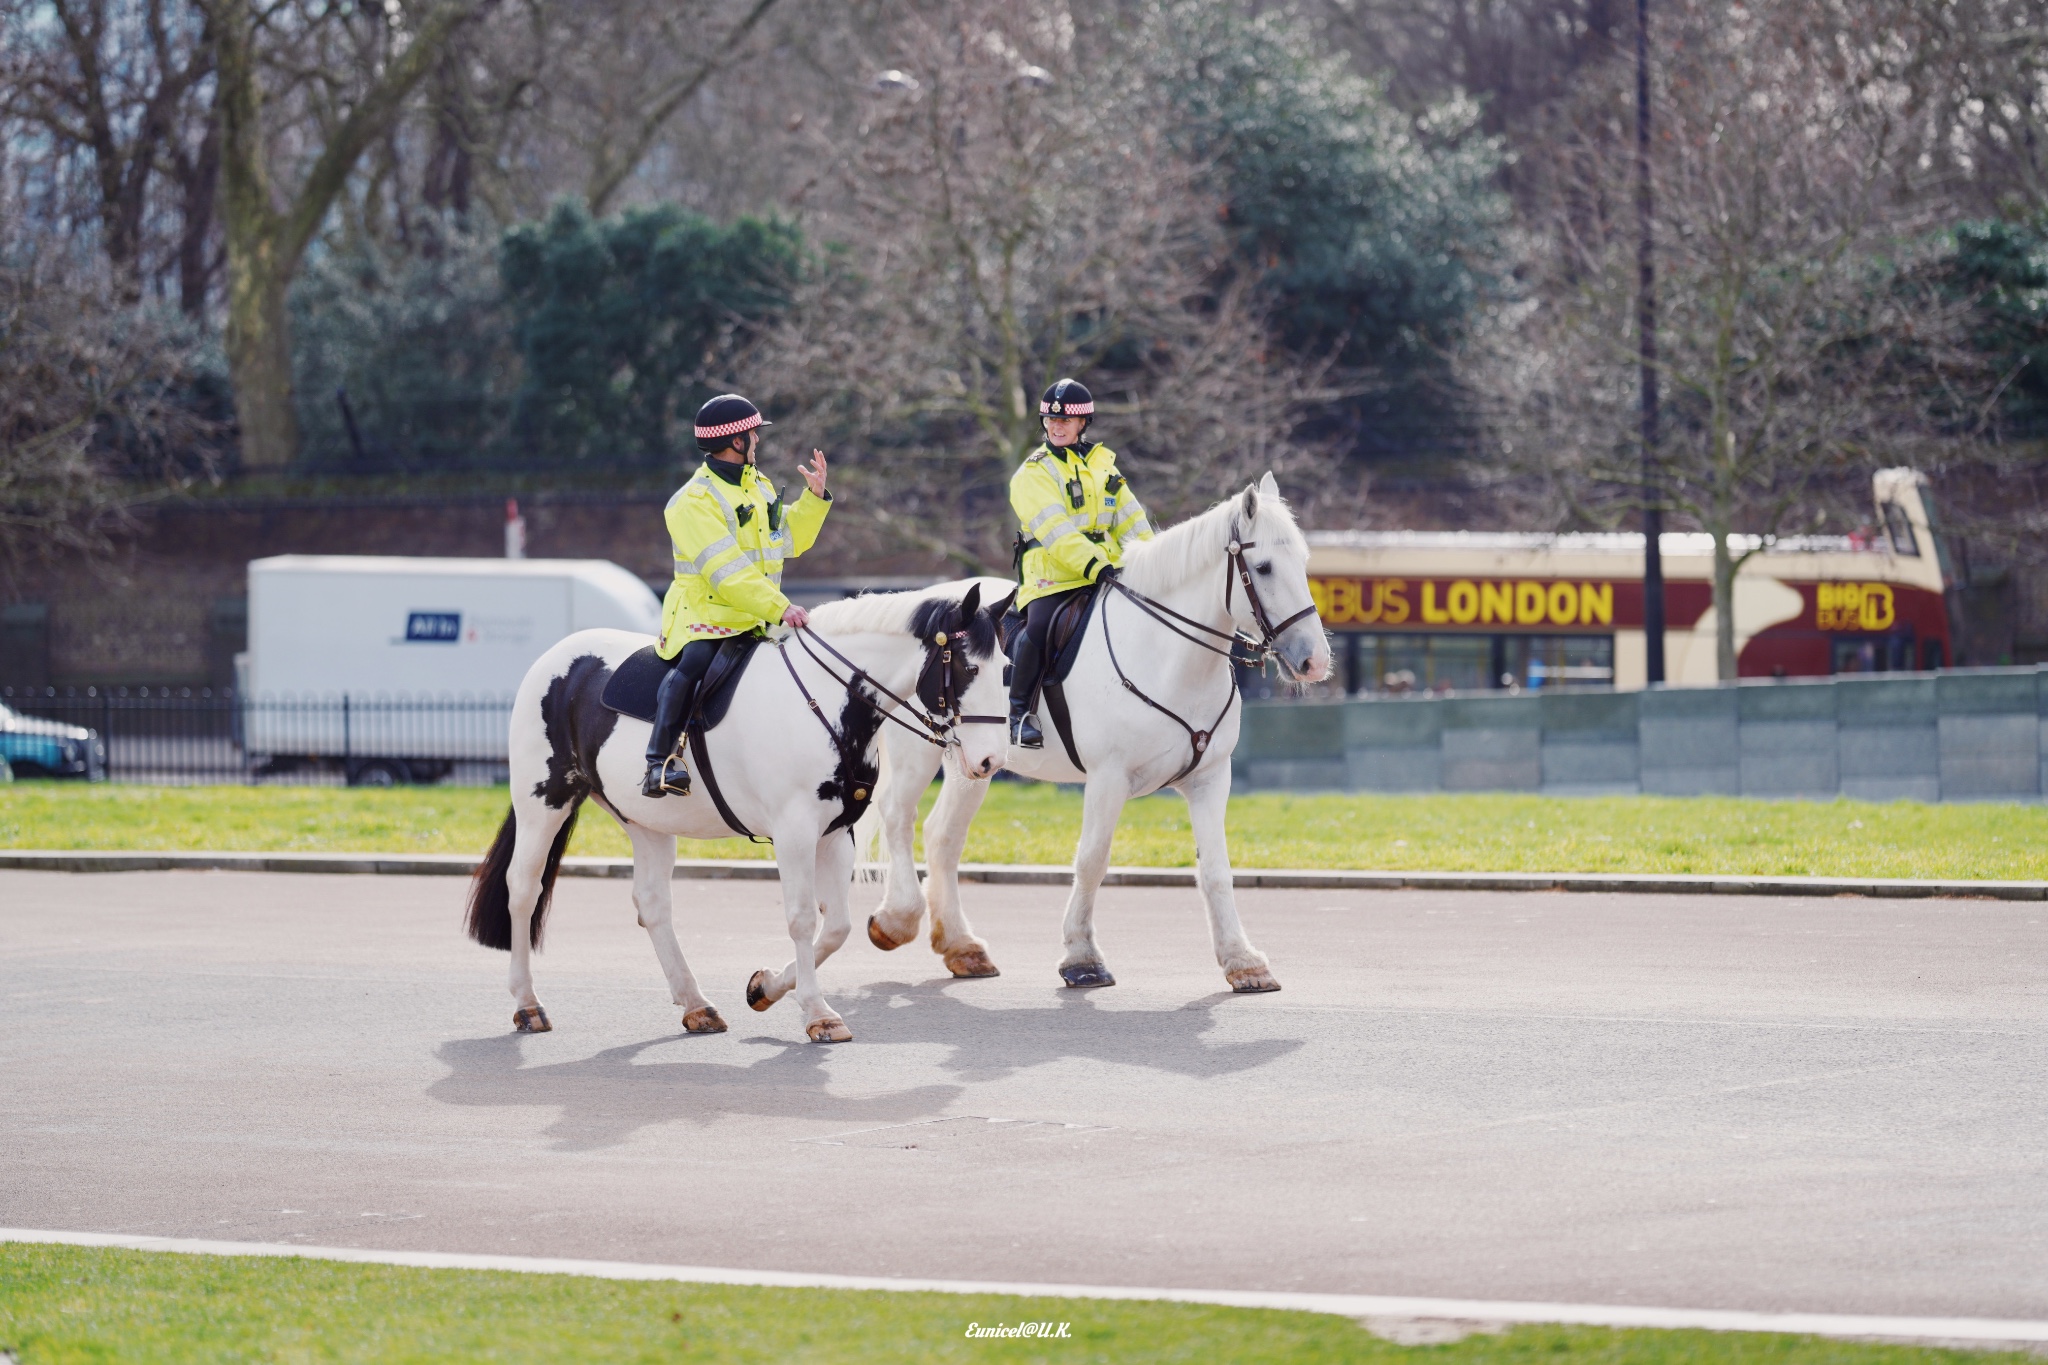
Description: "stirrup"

(1012, 712), (1044, 750)
(643, 752), (691, 798)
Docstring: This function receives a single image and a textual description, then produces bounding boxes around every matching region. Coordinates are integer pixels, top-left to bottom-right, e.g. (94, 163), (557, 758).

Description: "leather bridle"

(1097, 521), (1321, 789)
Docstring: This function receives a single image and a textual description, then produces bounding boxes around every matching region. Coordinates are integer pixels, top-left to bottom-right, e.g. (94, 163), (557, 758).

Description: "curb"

(0, 849), (2041, 900)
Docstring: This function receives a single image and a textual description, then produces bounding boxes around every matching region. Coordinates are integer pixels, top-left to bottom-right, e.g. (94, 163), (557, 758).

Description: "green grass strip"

(2, 781), (2044, 880)
(0, 1245), (2031, 1364)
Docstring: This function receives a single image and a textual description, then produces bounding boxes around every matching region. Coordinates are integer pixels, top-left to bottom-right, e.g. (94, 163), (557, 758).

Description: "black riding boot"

(643, 658), (703, 797)
(1007, 630), (1044, 749)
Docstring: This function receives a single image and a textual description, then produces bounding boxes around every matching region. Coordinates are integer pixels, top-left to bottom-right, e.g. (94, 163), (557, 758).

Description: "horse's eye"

(1255, 561), (1273, 576)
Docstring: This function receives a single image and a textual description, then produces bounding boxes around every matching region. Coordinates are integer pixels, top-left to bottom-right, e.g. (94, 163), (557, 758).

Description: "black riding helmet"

(694, 393), (772, 454)
(1041, 378), (1095, 447)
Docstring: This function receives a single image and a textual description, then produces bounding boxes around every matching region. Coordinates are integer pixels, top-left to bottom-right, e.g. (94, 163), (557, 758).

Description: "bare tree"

(0, 252), (224, 581)
(1, 0), (217, 307)
(748, 0), (1333, 572)
(211, 0), (488, 470)
(1478, 0), (1987, 678)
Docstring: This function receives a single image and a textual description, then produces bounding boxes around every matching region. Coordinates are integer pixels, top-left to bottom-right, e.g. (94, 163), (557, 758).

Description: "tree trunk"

(224, 248), (298, 472)
(1712, 527), (1738, 681)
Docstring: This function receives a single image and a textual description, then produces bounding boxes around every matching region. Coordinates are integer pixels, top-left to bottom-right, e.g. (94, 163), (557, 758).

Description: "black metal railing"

(1, 685), (513, 786)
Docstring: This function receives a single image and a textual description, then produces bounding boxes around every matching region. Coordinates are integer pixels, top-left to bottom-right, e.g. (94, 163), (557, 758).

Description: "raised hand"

(799, 449), (829, 497)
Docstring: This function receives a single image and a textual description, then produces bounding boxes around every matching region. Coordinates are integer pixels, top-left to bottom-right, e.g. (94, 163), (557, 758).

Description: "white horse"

(864, 473), (1332, 993)
(466, 581), (1011, 1043)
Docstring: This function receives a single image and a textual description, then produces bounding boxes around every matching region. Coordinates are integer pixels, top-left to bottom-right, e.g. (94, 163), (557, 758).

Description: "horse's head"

(1229, 472), (1332, 684)
(910, 581), (1012, 780)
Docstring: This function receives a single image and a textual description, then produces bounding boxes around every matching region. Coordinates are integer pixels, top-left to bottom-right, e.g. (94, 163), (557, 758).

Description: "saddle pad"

(600, 638), (761, 729)
(600, 646), (675, 723)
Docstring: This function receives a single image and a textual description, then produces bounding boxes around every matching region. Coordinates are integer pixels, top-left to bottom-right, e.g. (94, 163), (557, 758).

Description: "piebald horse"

(864, 474), (1331, 992)
(467, 582), (1011, 1042)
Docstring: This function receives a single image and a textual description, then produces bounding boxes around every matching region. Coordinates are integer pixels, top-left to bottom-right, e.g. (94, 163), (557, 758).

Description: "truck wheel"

(347, 758), (412, 787)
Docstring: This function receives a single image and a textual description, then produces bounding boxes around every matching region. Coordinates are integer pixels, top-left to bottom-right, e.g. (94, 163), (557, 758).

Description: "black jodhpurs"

(646, 638), (721, 765)
(1008, 587), (1088, 708)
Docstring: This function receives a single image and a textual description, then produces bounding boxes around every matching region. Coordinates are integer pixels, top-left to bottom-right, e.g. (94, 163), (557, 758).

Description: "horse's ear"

(958, 583), (982, 625)
(989, 586), (1018, 621)
(1258, 470), (1280, 500)
(1240, 482), (1260, 525)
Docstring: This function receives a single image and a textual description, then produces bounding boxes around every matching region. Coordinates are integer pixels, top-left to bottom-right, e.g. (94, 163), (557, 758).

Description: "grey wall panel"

(1343, 701), (1442, 750)
(1237, 700), (1346, 761)
(1236, 758), (1348, 792)
(1740, 720), (1839, 797)
(1347, 747), (1441, 792)
(1441, 727), (1541, 791)
(1541, 739), (1639, 793)
(1540, 691), (1639, 741)
(1837, 725), (1938, 777)
(1840, 775), (1941, 803)
(1834, 675), (1936, 726)
(1738, 679), (1837, 722)
(1640, 758), (1741, 795)
(1937, 669), (2040, 716)
(1937, 714), (2041, 797)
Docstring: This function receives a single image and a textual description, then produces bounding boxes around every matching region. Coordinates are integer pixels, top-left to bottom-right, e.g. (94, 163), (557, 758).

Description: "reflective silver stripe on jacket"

(690, 470), (788, 586)
(1111, 500), (1153, 538)
(1026, 502), (1072, 537)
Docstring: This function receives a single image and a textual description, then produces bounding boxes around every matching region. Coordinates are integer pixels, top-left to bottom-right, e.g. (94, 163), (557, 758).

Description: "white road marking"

(6, 1227), (2047, 1344)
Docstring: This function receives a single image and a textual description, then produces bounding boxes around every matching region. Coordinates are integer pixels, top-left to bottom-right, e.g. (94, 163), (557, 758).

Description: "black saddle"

(600, 636), (762, 731)
(998, 582), (1098, 687)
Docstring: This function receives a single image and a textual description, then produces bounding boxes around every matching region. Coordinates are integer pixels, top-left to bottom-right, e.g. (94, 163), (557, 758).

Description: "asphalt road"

(4, 869), (2045, 1318)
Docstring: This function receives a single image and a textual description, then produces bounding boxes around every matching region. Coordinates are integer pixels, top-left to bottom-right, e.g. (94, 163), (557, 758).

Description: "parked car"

(0, 700), (107, 779)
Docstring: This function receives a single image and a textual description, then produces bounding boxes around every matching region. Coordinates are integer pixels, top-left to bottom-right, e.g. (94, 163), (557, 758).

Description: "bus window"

(1881, 502), (1919, 556)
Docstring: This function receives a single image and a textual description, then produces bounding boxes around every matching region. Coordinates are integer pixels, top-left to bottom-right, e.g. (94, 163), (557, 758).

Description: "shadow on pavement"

(430, 979), (1303, 1151)
(429, 1032), (966, 1152)
(836, 979), (1306, 1084)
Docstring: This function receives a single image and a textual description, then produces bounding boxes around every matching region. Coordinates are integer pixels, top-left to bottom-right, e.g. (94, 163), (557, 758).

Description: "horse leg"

(867, 729), (939, 952)
(925, 762), (998, 977)
(506, 794), (572, 1032)
(746, 828), (851, 1042)
(1182, 768), (1278, 992)
(627, 825), (725, 1033)
(813, 830), (856, 969)
(1057, 771), (1130, 988)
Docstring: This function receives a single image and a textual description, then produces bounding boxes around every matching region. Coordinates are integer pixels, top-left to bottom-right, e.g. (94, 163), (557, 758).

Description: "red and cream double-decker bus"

(1306, 469), (1951, 693)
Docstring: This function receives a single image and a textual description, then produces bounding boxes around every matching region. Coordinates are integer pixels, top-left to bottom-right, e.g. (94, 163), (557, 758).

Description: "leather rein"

(780, 625), (1004, 752)
(1099, 526), (1319, 789)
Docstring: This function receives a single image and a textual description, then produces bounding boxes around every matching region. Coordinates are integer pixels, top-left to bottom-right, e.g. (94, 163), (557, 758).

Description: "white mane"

(807, 588), (926, 635)
(1118, 484), (1308, 596)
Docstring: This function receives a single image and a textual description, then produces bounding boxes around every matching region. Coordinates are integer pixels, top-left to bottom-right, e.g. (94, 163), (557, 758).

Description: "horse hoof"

(806, 1017), (853, 1044)
(683, 1005), (728, 1034)
(1227, 966), (1282, 993)
(746, 970), (774, 1012)
(867, 915), (907, 951)
(1060, 963), (1115, 989)
(512, 1005), (552, 1033)
(944, 946), (1001, 978)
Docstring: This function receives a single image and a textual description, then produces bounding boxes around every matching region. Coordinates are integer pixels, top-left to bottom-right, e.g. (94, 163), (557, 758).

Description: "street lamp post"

(1636, 0), (1666, 684)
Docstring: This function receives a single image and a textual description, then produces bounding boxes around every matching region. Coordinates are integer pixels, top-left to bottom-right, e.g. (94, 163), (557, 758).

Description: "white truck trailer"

(241, 555), (662, 784)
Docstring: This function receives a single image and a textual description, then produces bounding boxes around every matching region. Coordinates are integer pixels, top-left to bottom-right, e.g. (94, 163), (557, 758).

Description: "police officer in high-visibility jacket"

(1006, 377), (1153, 748)
(643, 393), (831, 798)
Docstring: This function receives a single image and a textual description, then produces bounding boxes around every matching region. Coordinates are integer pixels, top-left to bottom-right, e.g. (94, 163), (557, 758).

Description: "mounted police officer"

(643, 394), (831, 798)
(1006, 377), (1153, 748)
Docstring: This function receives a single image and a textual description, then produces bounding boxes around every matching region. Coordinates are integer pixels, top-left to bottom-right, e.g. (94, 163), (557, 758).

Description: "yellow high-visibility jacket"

(1010, 441), (1154, 608)
(657, 461), (830, 657)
